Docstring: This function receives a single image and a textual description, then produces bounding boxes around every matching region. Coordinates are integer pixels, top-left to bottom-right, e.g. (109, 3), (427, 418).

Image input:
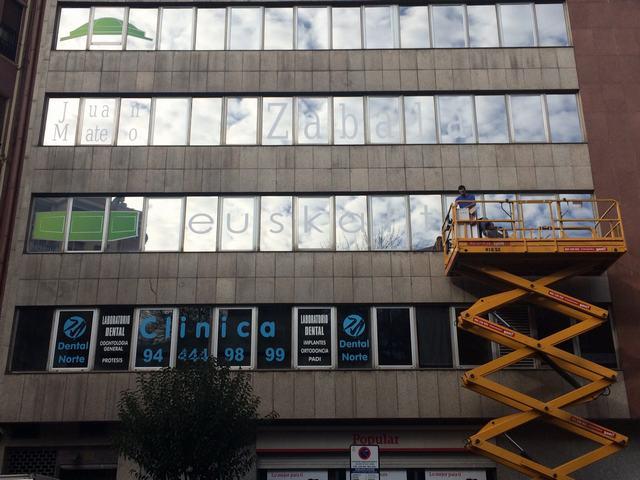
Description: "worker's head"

(458, 185), (466, 195)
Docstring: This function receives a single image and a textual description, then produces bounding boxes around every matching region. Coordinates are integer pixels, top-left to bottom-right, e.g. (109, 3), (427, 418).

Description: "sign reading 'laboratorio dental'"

(94, 307), (133, 370)
(297, 308), (332, 367)
(51, 310), (95, 369)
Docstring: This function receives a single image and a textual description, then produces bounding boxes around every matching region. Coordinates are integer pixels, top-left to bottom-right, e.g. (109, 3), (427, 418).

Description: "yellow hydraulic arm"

(443, 198), (628, 479)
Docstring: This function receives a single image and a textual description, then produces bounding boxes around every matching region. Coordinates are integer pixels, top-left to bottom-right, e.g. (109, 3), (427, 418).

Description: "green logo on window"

(32, 210), (140, 242)
(60, 17), (153, 42)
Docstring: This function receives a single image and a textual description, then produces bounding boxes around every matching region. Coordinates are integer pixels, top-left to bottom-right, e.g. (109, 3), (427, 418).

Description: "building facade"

(1, 1), (639, 479)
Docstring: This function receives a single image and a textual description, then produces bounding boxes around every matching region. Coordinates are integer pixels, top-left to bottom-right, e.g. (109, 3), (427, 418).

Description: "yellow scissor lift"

(442, 198), (628, 479)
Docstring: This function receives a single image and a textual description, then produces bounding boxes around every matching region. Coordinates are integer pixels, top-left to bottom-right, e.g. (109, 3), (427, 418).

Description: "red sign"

(547, 290), (592, 310)
(471, 317), (515, 338)
(569, 416), (616, 439)
(563, 246), (607, 252)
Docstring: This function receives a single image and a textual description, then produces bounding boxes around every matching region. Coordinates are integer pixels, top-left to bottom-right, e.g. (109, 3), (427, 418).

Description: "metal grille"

(493, 306), (536, 368)
(3, 447), (57, 477)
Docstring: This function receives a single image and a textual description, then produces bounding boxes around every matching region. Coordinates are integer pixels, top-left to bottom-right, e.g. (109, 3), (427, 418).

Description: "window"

(510, 95), (547, 143)
(467, 5), (499, 48)
(536, 4), (569, 47)
(332, 7), (361, 49)
(57, 8), (91, 50)
(176, 307), (212, 366)
(257, 306), (292, 369)
(93, 307), (134, 371)
(11, 308), (54, 372)
(296, 197), (332, 249)
(260, 196), (293, 251)
(43, 98), (79, 146)
(190, 98), (222, 145)
(229, 7), (262, 50)
(546, 94), (583, 143)
(159, 8), (194, 50)
(578, 320), (618, 368)
(336, 196), (368, 251)
(225, 97), (259, 145)
(475, 96), (509, 143)
(126, 9), (157, 50)
(416, 306), (453, 367)
(295, 307), (334, 368)
(152, 98), (190, 146)
(404, 96), (436, 144)
(28, 197), (68, 253)
(337, 306), (372, 368)
(409, 195), (442, 251)
(367, 97), (402, 144)
(333, 97), (365, 145)
(297, 7), (329, 50)
(297, 97), (330, 144)
(133, 308), (176, 369)
(499, 4), (536, 47)
(264, 8), (293, 50)
(364, 6), (395, 49)
(375, 307), (414, 367)
(456, 324), (494, 366)
(195, 9), (225, 50)
(66, 197), (107, 252)
(220, 197), (257, 251)
(262, 97), (293, 145)
(89, 7), (125, 50)
(557, 193), (595, 238)
(438, 96), (476, 144)
(184, 196), (218, 251)
(79, 98), (117, 145)
(370, 196), (409, 250)
(117, 98), (151, 146)
(49, 309), (97, 371)
(431, 6), (466, 48)
(105, 196), (144, 252)
(0, 0), (23, 61)
(399, 6), (429, 48)
(519, 193), (555, 236)
(144, 198), (183, 251)
(216, 308), (256, 368)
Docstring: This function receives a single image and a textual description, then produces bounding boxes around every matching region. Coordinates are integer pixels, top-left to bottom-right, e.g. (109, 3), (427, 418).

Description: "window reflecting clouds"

(475, 96), (509, 143)
(44, 98), (80, 146)
(184, 197), (218, 251)
(536, 4), (569, 47)
(144, 198), (183, 251)
(117, 98), (151, 146)
(229, 7), (262, 50)
(127, 9), (157, 50)
(368, 97), (402, 144)
(106, 197), (144, 252)
(297, 97), (330, 144)
(297, 7), (329, 50)
(220, 197), (257, 251)
(520, 194), (555, 238)
(404, 96), (436, 144)
(333, 97), (364, 145)
(225, 98), (258, 145)
(468, 6), (499, 47)
(336, 196), (368, 250)
(159, 9), (194, 50)
(410, 195), (442, 250)
(264, 8), (294, 50)
(432, 6), (466, 48)
(332, 7), (362, 49)
(510, 95), (546, 143)
(297, 197), (332, 249)
(370, 196), (409, 250)
(90, 8), (125, 50)
(399, 6), (429, 48)
(438, 96), (476, 144)
(499, 4), (536, 47)
(558, 194), (594, 238)
(547, 95), (583, 143)
(260, 196), (293, 251)
(195, 9), (226, 50)
(365, 6), (395, 49)
(80, 98), (117, 145)
(57, 8), (90, 50)
(262, 97), (293, 145)
(152, 98), (189, 146)
(190, 98), (222, 146)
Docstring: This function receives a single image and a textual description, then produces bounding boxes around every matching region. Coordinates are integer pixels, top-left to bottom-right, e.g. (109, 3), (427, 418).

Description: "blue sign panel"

(217, 308), (253, 367)
(52, 310), (94, 369)
(338, 306), (371, 368)
(134, 309), (174, 368)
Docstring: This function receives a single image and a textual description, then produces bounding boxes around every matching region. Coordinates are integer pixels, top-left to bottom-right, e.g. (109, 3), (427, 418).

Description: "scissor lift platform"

(442, 198), (628, 480)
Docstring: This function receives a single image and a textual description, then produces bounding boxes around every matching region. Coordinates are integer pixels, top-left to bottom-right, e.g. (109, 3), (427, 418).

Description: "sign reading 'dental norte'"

(338, 306), (371, 368)
(425, 471), (487, 480)
(297, 308), (332, 367)
(94, 307), (133, 370)
(51, 310), (95, 369)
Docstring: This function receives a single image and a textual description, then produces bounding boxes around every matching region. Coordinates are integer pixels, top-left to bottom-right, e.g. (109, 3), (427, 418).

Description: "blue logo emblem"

(343, 314), (365, 337)
(63, 316), (87, 339)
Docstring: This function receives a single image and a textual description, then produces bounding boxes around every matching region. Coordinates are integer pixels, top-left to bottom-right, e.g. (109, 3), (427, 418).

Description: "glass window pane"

(217, 308), (254, 367)
(483, 193), (517, 235)
(28, 197), (68, 252)
(264, 8), (293, 50)
(152, 98), (189, 146)
(297, 197), (332, 249)
(67, 197), (106, 251)
(367, 97), (402, 144)
(337, 306), (372, 368)
(547, 94), (583, 143)
(89, 7), (125, 50)
(260, 196), (293, 251)
(510, 95), (546, 142)
(297, 7), (329, 50)
(117, 98), (151, 146)
(51, 310), (96, 370)
(336, 196), (368, 251)
(376, 308), (412, 366)
(94, 306), (134, 371)
(404, 96), (436, 144)
(176, 307), (212, 366)
(126, 9), (158, 50)
(416, 306), (452, 368)
(333, 97), (364, 145)
(225, 98), (258, 145)
(229, 7), (262, 50)
(519, 194), (555, 238)
(332, 7), (361, 49)
(106, 196), (144, 252)
(43, 98), (79, 146)
(56, 8), (90, 50)
(457, 328), (493, 365)
(399, 6), (429, 48)
(195, 9), (226, 50)
(257, 306), (292, 369)
(475, 95), (509, 143)
(11, 308), (54, 371)
(190, 98), (222, 145)
(297, 97), (330, 144)
(365, 6), (394, 49)
(370, 196), (409, 250)
(410, 195), (443, 251)
(467, 5), (499, 48)
(262, 97), (293, 145)
(579, 322), (617, 368)
(536, 4), (570, 47)
(135, 309), (174, 368)
(558, 193), (595, 238)
(144, 198), (183, 251)
(438, 96), (476, 144)
(79, 98), (117, 145)
(499, 4), (536, 47)
(432, 6), (466, 48)
(220, 197), (257, 251)
(296, 307), (333, 367)
(184, 196), (218, 251)
(159, 8), (194, 50)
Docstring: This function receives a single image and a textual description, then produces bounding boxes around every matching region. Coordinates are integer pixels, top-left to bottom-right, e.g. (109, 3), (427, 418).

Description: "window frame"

(130, 307), (180, 371)
(47, 308), (99, 372)
(213, 306), (259, 369)
(63, 196), (110, 253)
(372, 306), (418, 368)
